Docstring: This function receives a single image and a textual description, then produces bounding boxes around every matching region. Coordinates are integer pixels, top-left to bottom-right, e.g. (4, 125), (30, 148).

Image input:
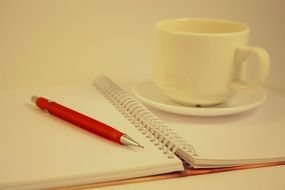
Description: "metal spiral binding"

(93, 76), (198, 159)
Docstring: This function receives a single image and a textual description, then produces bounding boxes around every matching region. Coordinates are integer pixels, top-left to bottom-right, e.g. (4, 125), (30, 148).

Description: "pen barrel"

(35, 97), (124, 144)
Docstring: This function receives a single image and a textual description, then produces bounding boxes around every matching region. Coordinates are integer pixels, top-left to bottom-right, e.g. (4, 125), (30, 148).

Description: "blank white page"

(0, 84), (183, 190)
(149, 90), (285, 167)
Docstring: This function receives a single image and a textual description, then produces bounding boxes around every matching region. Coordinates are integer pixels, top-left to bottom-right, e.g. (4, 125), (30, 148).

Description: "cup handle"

(230, 47), (270, 90)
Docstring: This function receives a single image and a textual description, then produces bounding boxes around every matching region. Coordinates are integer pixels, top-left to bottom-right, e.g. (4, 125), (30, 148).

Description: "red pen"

(31, 96), (143, 148)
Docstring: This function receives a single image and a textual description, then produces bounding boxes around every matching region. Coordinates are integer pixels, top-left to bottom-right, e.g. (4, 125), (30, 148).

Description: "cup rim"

(156, 18), (250, 36)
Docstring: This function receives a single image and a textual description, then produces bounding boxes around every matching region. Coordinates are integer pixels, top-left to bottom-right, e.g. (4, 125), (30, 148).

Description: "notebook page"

(149, 90), (285, 167)
(0, 84), (183, 190)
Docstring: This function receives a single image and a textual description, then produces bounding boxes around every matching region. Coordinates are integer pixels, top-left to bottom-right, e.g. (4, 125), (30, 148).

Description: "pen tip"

(120, 134), (144, 148)
(134, 143), (144, 148)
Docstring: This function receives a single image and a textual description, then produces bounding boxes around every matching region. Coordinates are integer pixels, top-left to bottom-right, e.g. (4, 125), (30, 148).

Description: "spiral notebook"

(1, 76), (285, 190)
(1, 77), (184, 190)
(94, 76), (285, 168)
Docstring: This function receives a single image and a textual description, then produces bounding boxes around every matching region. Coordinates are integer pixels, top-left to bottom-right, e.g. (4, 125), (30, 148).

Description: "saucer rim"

(132, 80), (267, 116)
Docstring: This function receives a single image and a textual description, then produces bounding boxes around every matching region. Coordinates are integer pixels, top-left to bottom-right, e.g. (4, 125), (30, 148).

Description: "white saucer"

(133, 80), (267, 116)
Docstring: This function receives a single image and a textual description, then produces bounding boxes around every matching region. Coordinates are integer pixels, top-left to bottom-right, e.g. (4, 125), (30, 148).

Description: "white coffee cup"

(153, 18), (270, 106)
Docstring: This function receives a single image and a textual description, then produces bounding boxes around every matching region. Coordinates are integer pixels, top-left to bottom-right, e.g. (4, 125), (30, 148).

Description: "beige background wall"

(0, 0), (284, 94)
